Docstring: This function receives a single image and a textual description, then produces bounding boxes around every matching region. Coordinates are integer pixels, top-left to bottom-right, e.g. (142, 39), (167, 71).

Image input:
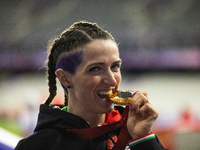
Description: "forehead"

(82, 39), (119, 62)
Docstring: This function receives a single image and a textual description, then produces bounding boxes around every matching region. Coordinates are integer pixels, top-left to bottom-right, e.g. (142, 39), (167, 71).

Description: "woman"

(15, 21), (167, 150)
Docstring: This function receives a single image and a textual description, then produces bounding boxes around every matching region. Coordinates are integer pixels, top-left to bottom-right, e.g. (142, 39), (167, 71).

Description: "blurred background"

(0, 0), (200, 149)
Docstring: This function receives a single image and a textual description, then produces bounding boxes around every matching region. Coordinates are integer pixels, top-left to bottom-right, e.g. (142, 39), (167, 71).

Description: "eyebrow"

(87, 60), (122, 68)
(113, 60), (122, 64)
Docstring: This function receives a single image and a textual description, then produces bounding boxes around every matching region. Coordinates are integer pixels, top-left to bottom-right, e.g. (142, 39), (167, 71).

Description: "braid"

(64, 93), (68, 106)
(71, 21), (115, 41)
(44, 46), (57, 105)
(44, 21), (115, 106)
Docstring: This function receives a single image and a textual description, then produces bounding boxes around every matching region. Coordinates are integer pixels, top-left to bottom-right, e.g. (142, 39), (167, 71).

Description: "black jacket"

(15, 104), (167, 150)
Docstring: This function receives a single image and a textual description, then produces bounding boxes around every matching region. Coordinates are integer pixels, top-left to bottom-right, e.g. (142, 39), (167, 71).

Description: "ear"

(55, 69), (72, 88)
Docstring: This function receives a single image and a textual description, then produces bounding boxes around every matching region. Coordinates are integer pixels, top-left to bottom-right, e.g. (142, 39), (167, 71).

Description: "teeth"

(98, 90), (112, 95)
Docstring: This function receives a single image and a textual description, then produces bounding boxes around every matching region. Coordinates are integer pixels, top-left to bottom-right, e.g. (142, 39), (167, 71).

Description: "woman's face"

(69, 39), (121, 114)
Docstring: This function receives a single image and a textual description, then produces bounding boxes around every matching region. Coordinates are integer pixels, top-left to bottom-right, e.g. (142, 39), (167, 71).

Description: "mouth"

(97, 90), (113, 99)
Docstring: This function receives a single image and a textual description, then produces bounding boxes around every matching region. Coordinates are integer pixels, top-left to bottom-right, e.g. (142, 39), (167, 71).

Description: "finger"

(140, 103), (159, 119)
(132, 91), (148, 103)
(130, 91), (148, 113)
(132, 91), (147, 97)
(141, 91), (148, 99)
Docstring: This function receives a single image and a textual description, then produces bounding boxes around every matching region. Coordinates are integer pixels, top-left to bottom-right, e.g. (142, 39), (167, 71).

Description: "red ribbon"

(66, 106), (131, 150)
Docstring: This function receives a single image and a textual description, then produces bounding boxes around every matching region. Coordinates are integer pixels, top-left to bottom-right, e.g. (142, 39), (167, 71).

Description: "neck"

(85, 113), (106, 127)
(68, 107), (106, 127)
(67, 102), (106, 128)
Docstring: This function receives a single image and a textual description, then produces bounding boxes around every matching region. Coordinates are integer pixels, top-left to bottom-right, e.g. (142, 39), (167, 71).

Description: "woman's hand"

(127, 91), (159, 139)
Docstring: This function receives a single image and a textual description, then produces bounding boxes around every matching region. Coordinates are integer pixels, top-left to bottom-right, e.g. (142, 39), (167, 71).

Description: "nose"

(103, 69), (117, 87)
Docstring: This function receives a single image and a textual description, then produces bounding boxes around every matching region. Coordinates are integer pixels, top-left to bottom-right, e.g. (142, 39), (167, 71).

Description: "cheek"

(85, 76), (101, 90)
(73, 77), (98, 101)
(73, 75), (100, 92)
(115, 73), (121, 84)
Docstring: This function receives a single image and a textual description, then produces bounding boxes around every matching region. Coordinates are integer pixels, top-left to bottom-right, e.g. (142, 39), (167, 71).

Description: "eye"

(111, 63), (121, 70)
(89, 66), (101, 72)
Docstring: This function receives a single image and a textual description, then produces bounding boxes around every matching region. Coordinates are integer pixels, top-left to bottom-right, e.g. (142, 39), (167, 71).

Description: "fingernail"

(130, 104), (133, 109)
(132, 92), (136, 97)
(134, 108), (137, 113)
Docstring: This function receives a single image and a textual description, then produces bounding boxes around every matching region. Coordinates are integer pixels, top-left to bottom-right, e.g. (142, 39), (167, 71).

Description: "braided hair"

(44, 21), (116, 106)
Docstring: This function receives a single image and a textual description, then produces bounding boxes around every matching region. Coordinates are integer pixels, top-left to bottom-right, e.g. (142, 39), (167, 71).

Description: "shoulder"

(15, 129), (61, 150)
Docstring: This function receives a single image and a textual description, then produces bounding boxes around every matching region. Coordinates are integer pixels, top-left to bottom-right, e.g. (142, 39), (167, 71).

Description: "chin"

(97, 98), (114, 113)
(103, 104), (114, 114)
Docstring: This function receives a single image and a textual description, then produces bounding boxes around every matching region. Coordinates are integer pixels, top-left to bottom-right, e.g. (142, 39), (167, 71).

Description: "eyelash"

(89, 67), (100, 72)
(89, 64), (121, 73)
(111, 64), (121, 70)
